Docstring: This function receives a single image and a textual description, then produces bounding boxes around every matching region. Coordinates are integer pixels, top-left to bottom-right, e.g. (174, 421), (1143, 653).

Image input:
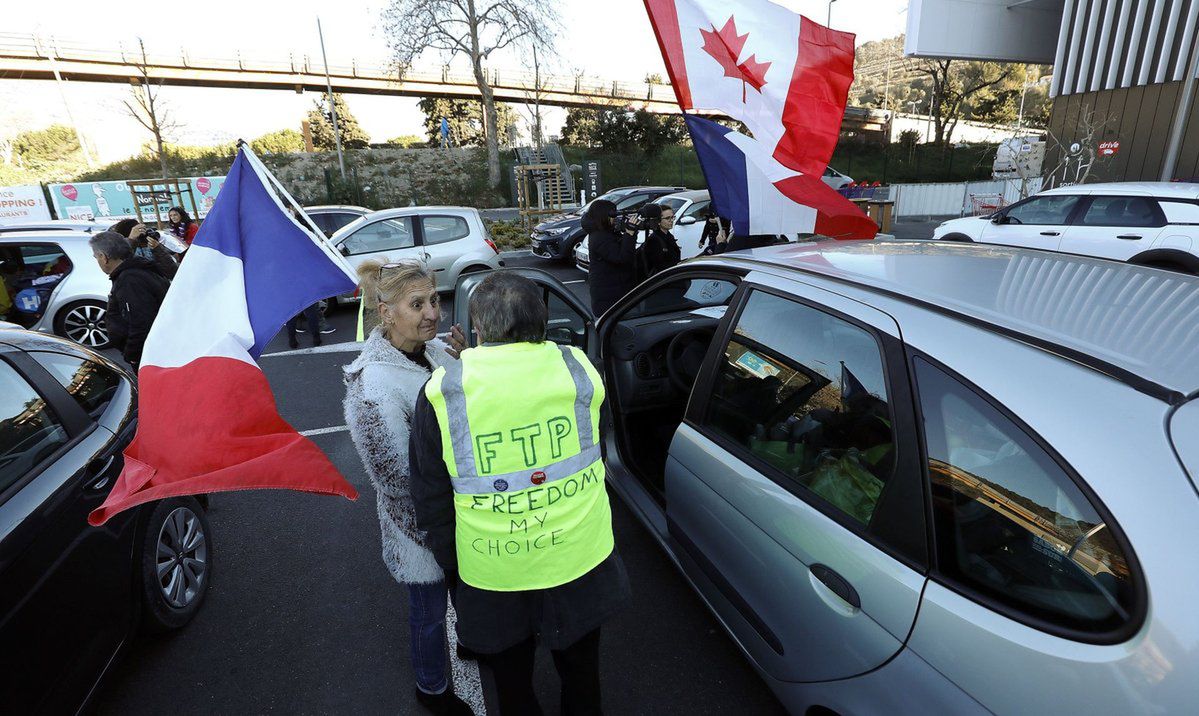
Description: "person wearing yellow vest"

(412, 272), (630, 716)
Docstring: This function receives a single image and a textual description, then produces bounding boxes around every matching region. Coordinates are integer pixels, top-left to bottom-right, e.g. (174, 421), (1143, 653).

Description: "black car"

(0, 329), (212, 713)
(530, 186), (687, 261)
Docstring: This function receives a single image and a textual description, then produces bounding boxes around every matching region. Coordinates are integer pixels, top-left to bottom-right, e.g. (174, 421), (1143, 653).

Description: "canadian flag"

(645, 0), (874, 238)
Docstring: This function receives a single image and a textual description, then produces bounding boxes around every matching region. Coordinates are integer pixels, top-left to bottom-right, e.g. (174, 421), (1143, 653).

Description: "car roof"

(0, 229), (95, 242)
(303, 205), (370, 213)
(1039, 182), (1199, 199)
(716, 240), (1199, 402)
(0, 327), (101, 358)
(658, 189), (709, 202)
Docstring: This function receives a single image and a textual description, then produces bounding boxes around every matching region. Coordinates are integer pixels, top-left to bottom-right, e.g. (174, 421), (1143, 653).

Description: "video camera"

(613, 203), (662, 233)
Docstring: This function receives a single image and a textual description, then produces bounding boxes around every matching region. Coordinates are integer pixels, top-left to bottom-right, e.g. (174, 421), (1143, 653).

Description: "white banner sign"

(0, 184), (52, 222)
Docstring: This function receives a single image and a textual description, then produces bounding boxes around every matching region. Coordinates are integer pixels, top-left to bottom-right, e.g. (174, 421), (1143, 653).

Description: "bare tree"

(909, 59), (1012, 146)
(383, 0), (559, 188)
(123, 39), (181, 179)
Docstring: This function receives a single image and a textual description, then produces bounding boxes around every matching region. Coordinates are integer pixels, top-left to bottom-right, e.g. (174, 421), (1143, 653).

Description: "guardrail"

(0, 31), (676, 105)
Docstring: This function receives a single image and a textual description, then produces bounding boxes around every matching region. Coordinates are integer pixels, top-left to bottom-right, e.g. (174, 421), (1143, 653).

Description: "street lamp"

(827, 0), (837, 26)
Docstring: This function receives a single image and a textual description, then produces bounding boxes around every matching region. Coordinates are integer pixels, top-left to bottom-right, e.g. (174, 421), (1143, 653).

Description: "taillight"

(485, 238), (499, 254)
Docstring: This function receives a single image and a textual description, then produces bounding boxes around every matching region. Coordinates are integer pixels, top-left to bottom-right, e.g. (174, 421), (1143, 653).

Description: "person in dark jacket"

(584, 199), (638, 316)
(699, 213), (732, 255)
(634, 204), (681, 282)
(411, 273), (630, 716)
(110, 219), (179, 279)
(89, 231), (170, 371)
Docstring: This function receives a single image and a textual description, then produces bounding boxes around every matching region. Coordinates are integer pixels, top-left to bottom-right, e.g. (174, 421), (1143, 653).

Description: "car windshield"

(580, 189), (636, 213)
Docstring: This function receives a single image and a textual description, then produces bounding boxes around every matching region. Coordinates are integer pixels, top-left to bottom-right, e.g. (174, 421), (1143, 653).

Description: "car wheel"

(54, 300), (110, 349)
(940, 233), (974, 242)
(140, 497), (212, 633)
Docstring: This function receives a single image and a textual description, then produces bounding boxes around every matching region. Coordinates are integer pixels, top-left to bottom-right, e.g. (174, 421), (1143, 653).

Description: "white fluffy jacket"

(343, 328), (451, 585)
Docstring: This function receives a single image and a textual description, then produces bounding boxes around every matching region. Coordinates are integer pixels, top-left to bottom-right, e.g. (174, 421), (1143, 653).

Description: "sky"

(0, 0), (909, 163)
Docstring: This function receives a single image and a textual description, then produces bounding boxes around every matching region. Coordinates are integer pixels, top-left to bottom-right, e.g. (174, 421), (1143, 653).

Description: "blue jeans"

(407, 581), (448, 694)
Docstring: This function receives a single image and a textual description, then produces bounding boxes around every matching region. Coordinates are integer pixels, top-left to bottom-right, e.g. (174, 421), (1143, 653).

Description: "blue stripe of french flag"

(90, 146), (360, 526)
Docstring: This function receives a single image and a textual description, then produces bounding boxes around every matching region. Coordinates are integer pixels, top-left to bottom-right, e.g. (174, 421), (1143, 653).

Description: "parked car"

(1, 229), (114, 349)
(0, 328), (212, 713)
(530, 186), (687, 262)
(303, 205), (371, 238)
(822, 166), (854, 190)
(933, 182), (1199, 273)
(329, 206), (504, 300)
(454, 242), (1199, 714)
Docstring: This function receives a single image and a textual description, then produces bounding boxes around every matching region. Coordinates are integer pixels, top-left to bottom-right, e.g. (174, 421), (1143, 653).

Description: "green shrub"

(484, 219), (530, 250)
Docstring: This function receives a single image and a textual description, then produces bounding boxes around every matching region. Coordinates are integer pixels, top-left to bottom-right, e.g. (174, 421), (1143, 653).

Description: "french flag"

(89, 146), (359, 526)
(686, 115), (876, 239)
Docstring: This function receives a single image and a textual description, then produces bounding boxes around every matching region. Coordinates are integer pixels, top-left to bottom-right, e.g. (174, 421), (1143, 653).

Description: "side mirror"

(547, 326), (575, 345)
(990, 214), (1006, 225)
(338, 244), (351, 256)
(676, 216), (698, 226)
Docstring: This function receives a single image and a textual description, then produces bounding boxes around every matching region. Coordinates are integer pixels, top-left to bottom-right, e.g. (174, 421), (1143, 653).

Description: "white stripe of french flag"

(89, 146), (360, 526)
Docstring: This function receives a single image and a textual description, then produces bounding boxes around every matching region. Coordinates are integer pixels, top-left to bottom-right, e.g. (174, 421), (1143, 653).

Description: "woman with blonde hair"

(343, 258), (479, 715)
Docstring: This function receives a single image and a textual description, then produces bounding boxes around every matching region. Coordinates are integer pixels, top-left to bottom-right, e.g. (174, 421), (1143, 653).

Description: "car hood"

(534, 214), (583, 232)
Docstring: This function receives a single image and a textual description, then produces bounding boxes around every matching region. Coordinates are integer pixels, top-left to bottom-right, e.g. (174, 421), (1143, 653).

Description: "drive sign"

(1099, 141), (1120, 156)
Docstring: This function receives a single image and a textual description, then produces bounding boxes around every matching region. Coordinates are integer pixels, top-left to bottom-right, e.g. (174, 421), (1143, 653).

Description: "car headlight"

(544, 227), (570, 236)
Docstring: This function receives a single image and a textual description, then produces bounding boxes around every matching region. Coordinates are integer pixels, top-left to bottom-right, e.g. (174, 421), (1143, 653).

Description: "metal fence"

(891, 177), (1043, 218)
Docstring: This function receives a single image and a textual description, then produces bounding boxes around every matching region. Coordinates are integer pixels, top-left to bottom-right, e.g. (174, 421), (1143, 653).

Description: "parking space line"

(261, 342), (365, 358)
(300, 425), (350, 437)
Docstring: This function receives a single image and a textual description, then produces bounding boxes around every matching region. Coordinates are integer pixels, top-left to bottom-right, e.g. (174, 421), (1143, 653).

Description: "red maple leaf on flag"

(699, 16), (772, 103)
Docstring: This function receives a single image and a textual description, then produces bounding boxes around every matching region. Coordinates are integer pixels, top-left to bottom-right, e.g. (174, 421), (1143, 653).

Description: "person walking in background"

(286, 302), (324, 350)
(584, 199), (638, 316)
(343, 259), (477, 716)
(89, 231), (171, 372)
(634, 203), (681, 281)
(700, 212), (731, 256)
(412, 272), (630, 716)
(167, 206), (200, 249)
(109, 219), (179, 279)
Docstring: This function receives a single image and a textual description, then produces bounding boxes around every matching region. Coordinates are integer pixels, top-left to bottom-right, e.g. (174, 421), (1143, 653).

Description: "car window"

(1158, 200), (1199, 224)
(31, 352), (122, 420)
(682, 200), (711, 219)
(544, 289), (587, 350)
(623, 276), (738, 319)
(657, 198), (688, 214)
(616, 193), (653, 210)
(915, 358), (1138, 634)
(1005, 196), (1080, 225)
(1079, 197), (1163, 227)
(704, 291), (895, 525)
(340, 217), (415, 256)
(0, 361), (69, 493)
(310, 213), (357, 236)
(824, 168), (837, 177)
(421, 216), (471, 245)
(0, 243), (72, 327)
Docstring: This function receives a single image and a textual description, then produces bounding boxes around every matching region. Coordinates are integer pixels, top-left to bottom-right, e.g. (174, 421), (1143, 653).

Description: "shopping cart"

(969, 193), (1007, 216)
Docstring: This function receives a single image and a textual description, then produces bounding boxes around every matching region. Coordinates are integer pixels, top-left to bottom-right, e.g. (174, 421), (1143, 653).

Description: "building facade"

(907, 0), (1199, 182)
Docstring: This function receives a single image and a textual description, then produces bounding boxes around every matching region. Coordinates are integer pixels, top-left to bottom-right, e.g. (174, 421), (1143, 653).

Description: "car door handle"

(1117, 234), (1142, 240)
(86, 455), (116, 490)
(1040, 231), (1060, 236)
(810, 564), (860, 609)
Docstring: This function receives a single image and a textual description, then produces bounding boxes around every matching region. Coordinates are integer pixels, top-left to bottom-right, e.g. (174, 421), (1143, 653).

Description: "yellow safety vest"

(424, 341), (613, 591)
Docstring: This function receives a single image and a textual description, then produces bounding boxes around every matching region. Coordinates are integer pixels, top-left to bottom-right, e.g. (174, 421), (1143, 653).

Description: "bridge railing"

(0, 31), (676, 103)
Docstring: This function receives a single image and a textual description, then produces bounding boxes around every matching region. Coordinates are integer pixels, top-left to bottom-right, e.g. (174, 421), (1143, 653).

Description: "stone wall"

(260, 147), (505, 209)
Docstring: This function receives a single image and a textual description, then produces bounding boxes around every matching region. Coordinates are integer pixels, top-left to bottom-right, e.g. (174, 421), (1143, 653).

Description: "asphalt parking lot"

(92, 252), (787, 715)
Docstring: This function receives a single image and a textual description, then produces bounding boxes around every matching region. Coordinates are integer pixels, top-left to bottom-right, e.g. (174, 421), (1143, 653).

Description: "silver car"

(1, 229), (112, 348)
(330, 206), (504, 299)
(454, 243), (1198, 713)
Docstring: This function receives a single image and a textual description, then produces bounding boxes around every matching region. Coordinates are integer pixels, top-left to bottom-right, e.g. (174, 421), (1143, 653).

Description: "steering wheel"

(666, 327), (715, 394)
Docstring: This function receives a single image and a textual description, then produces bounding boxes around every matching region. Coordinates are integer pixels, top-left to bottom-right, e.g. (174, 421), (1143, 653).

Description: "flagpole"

(317, 17), (347, 180)
(236, 141), (359, 283)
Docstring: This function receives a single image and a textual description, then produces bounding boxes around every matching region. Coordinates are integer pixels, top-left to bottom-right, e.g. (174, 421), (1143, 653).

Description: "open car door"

(453, 268), (596, 359)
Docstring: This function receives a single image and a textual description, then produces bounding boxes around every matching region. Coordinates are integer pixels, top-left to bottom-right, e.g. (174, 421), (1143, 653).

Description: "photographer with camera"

(583, 199), (639, 316)
(110, 219), (179, 280)
(634, 203), (681, 282)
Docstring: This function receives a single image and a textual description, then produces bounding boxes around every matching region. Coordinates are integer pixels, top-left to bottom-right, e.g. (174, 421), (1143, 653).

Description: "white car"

(329, 206), (505, 298)
(933, 182), (1199, 273)
(822, 166), (853, 190)
(1, 229), (113, 348)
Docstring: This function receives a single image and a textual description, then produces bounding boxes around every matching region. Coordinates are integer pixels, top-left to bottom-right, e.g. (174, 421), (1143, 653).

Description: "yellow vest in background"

(424, 341), (612, 591)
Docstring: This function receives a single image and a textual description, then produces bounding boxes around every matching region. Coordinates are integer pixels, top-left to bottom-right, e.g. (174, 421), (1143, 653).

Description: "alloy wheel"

(156, 507), (209, 609)
(62, 303), (108, 347)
